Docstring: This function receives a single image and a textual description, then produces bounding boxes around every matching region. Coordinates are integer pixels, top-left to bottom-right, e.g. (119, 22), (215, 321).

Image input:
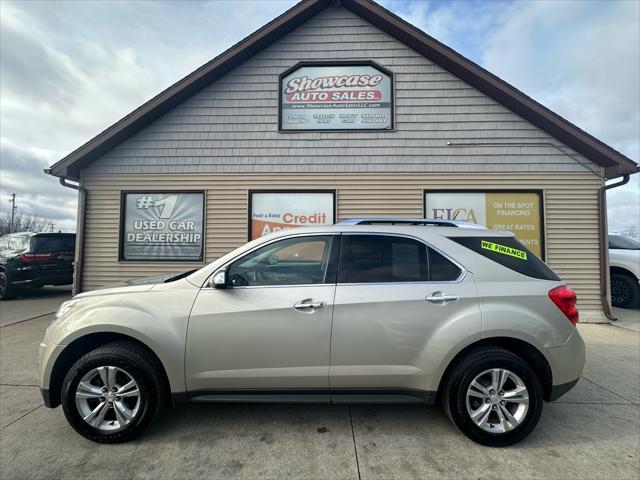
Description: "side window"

(226, 235), (335, 287)
(341, 235), (428, 283)
(427, 247), (462, 281)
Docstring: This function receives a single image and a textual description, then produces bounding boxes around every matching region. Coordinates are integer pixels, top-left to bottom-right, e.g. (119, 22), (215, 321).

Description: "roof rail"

(336, 218), (485, 228)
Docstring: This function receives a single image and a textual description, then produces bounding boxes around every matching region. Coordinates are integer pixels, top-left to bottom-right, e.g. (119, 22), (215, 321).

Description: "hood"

(74, 283), (157, 299)
(610, 248), (640, 258)
(73, 270), (198, 299)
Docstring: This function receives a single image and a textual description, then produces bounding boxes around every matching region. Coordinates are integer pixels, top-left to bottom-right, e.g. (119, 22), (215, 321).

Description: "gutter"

(45, 170), (86, 295)
(599, 174), (631, 321)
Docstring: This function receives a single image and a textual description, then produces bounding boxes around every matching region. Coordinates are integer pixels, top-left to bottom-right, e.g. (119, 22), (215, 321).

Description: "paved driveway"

(0, 286), (71, 327)
(0, 297), (638, 479)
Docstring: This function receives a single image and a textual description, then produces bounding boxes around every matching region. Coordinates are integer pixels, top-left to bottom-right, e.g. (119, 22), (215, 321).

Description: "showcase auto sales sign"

(280, 64), (392, 130)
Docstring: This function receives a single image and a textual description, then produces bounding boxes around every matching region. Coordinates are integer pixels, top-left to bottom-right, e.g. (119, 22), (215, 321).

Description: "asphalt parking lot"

(0, 291), (638, 479)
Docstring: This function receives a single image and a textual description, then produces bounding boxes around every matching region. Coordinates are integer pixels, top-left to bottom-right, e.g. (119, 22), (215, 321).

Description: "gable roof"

(46, 0), (638, 181)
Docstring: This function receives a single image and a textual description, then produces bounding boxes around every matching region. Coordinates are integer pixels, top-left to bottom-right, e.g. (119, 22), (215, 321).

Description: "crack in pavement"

(580, 375), (638, 405)
(1, 404), (44, 431)
(0, 311), (55, 328)
(348, 406), (362, 480)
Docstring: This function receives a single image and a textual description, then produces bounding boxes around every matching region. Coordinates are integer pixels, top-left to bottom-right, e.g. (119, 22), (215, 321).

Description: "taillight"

(548, 285), (579, 326)
(19, 253), (51, 263)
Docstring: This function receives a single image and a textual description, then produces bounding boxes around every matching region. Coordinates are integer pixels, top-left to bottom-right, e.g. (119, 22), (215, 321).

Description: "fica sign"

(279, 63), (393, 131)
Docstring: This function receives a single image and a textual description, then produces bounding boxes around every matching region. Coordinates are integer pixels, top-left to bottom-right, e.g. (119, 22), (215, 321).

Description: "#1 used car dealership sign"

(120, 191), (204, 261)
(280, 63), (393, 130)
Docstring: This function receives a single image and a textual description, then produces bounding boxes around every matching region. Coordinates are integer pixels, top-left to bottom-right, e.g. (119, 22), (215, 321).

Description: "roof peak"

(47, 0), (637, 181)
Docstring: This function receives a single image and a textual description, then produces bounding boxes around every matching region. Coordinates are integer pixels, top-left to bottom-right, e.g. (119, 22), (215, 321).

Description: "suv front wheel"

(61, 341), (166, 443)
(441, 347), (543, 447)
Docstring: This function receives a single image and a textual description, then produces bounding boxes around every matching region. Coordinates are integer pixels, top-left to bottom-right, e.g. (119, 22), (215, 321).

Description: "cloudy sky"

(1, 0), (638, 234)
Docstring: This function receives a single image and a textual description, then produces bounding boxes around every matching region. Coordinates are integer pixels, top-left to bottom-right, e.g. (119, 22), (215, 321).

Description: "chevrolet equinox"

(39, 219), (585, 447)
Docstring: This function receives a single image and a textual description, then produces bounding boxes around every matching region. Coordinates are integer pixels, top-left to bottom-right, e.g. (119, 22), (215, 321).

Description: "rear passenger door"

(329, 234), (481, 399)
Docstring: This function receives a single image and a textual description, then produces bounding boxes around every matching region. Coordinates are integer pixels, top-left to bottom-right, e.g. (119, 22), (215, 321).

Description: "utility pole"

(9, 193), (17, 233)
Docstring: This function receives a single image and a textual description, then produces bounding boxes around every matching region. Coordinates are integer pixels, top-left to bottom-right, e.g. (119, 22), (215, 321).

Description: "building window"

(424, 190), (545, 259)
(248, 190), (335, 240)
(119, 191), (204, 261)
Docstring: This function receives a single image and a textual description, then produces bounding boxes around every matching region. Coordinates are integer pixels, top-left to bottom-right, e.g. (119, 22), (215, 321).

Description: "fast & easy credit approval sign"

(249, 191), (335, 240)
(424, 191), (544, 258)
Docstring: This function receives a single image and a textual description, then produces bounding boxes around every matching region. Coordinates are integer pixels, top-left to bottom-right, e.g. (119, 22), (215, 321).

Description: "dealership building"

(47, 0), (638, 322)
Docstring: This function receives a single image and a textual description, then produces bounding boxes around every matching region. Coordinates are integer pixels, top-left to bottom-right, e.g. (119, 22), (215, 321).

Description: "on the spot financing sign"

(280, 64), (392, 130)
(425, 191), (544, 258)
(121, 191), (204, 260)
(250, 192), (335, 240)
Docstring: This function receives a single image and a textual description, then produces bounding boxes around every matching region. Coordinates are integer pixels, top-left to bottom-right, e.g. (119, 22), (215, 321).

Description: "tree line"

(0, 212), (56, 236)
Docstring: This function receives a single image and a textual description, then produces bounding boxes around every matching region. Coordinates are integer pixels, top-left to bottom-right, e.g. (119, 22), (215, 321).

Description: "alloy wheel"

(75, 366), (141, 431)
(465, 368), (529, 434)
(611, 279), (629, 305)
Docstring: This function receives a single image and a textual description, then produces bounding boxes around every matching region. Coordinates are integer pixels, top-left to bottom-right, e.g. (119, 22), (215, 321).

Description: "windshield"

(609, 235), (640, 250)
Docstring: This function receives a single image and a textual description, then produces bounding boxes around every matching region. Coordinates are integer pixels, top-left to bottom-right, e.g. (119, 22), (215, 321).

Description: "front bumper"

(38, 329), (65, 408)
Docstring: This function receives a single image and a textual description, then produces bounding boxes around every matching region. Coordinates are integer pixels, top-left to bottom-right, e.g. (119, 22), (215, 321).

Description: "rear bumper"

(40, 388), (55, 408)
(546, 328), (586, 399)
(549, 378), (579, 401)
(12, 273), (72, 287)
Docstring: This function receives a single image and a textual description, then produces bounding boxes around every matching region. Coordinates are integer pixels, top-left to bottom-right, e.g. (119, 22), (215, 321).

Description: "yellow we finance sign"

(424, 191), (543, 258)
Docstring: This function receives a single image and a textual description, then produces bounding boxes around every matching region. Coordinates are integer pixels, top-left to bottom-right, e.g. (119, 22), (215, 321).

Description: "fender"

(46, 286), (198, 394)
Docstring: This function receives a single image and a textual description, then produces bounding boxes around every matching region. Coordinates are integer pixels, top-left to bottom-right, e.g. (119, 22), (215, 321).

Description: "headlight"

(53, 299), (81, 322)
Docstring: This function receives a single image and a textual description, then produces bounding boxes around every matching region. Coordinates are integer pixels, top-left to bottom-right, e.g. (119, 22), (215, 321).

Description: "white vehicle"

(608, 234), (640, 308)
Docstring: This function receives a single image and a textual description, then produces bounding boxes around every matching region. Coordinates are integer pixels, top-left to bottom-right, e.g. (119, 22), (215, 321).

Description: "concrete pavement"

(0, 296), (638, 479)
(613, 306), (640, 332)
(0, 286), (71, 327)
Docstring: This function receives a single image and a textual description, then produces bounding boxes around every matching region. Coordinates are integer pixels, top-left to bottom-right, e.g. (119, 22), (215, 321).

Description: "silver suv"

(39, 219), (585, 447)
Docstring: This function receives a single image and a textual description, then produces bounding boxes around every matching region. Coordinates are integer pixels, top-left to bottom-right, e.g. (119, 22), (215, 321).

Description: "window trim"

(205, 232), (341, 290)
(336, 232), (467, 286)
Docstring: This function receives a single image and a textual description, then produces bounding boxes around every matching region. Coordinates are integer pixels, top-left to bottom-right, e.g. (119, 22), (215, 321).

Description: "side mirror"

(211, 269), (227, 289)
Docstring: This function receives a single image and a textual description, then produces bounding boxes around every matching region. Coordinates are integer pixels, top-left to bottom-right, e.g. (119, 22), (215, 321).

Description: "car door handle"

(426, 292), (460, 304)
(293, 300), (327, 313)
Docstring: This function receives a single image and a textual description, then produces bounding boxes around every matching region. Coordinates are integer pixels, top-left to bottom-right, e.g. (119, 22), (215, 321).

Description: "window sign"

(279, 63), (393, 130)
(424, 191), (544, 258)
(249, 191), (335, 240)
(120, 191), (204, 261)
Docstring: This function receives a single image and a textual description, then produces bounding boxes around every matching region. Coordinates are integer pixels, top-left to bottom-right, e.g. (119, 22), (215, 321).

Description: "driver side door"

(185, 234), (339, 401)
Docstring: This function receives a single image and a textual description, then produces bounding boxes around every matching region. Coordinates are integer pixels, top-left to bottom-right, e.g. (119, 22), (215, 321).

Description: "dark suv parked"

(0, 232), (76, 300)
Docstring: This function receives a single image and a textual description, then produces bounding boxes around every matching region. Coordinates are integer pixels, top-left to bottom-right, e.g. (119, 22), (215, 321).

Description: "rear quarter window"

(450, 237), (559, 281)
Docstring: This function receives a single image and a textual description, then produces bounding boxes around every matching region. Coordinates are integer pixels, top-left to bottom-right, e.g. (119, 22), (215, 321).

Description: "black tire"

(441, 347), (543, 447)
(0, 271), (17, 300)
(610, 273), (640, 308)
(61, 341), (166, 443)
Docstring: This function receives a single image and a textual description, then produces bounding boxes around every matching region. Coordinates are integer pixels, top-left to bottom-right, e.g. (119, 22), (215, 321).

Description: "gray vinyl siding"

(85, 6), (601, 177)
(80, 172), (605, 321)
(78, 6), (607, 321)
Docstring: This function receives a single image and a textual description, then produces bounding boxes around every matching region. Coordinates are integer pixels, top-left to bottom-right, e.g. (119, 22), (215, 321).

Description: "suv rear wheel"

(61, 341), (166, 443)
(0, 271), (17, 300)
(610, 273), (640, 308)
(441, 347), (543, 447)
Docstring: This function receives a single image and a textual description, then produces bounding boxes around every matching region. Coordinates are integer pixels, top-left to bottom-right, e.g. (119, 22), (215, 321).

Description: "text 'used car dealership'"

(45, 0), (638, 322)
